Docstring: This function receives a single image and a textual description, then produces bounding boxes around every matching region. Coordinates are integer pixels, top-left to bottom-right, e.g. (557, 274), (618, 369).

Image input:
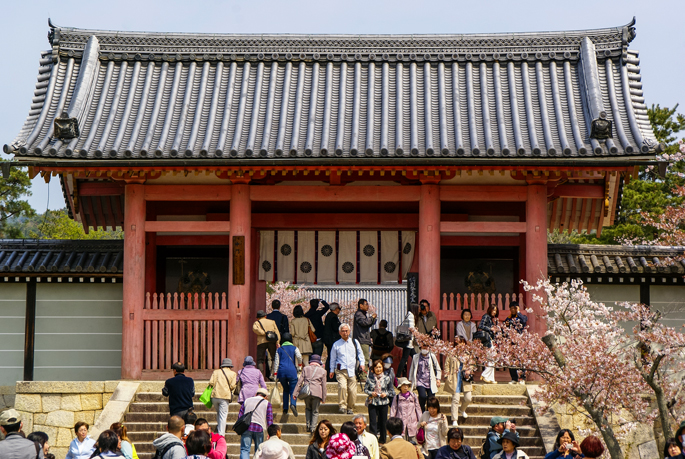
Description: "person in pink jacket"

(389, 378), (422, 442)
(194, 418), (227, 459)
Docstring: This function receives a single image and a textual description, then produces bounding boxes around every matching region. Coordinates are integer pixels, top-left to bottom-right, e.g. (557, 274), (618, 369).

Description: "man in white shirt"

(329, 323), (366, 415)
(254, 424), (295, 459)
(354, 414), (379, 459)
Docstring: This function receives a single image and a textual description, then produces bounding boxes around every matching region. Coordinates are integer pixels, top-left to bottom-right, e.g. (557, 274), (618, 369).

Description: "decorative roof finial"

(622, 17), (636, 44)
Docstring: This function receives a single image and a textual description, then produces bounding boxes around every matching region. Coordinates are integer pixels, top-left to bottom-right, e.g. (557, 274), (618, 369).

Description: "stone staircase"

(124, 382), (546, 459)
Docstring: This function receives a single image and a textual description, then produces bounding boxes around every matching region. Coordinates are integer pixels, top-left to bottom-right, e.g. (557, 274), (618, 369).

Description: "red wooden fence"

(143, 292), (229, 371)
(436, 292), (524, 343)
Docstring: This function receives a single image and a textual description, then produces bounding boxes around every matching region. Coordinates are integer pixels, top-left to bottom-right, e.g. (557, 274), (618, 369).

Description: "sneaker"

(519, 380), (526, 385)
(452, 421), (458, 427)
(339, 408), (347, 414)
(461, 411), (468, 419)
(291, 405), (298, 417)
(508, 381), (516, 385)
(347, 409), (354, 415)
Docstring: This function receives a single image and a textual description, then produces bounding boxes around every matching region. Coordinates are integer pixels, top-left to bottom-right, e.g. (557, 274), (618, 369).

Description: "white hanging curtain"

(277, 231), (295, 282)
(401, 231), (416, 279)
(258, 231), (275, 281)
(359, 231), (378, 283)
(317, 231), (336, 284)
(380, 231), (400, 283)
(338, 231), (357, 284)
(297, 231), (316, 284)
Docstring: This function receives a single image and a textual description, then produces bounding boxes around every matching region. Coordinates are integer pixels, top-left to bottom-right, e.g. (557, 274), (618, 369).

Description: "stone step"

(134, 392), (528, 405)
(126, 401), (532, 417)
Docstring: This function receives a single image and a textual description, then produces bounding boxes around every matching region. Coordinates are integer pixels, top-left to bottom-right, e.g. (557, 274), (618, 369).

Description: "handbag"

(233, 371), (242, 397)
(199, 385), (213, 409)
(395, 312), (412, 344)
(416, 426), (425, 445)
(297, 368), (315, 400)
(232, 398), (265, 435)
(270, 383), (282, 407)
(308, 320), (317, 343)
(258, 320), (279, 343)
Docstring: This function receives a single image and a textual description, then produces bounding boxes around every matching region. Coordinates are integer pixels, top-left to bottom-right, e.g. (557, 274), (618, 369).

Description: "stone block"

(16, 381), (105, 394)
(14, 394), (42, 413)
(61, 394), (82, 412)
(75, 410), (94, 425)
(103, 393), (113, 406)
(481, 383), (526, 396)
(104, 381), (120, 392)
(94, 410), (102, 423)
(16, 410), (33, 433)
(56, 427), (73, 447)
(45, 410), (75, 428)
(51, 446), (68, 459)
(81, 393), (102, 411)
(0, 385), (16, 395)
(559, 414), (572, 429)
(4, 394), (15, 408)
(32, 425), (58, 443)
(42, 394), (62, 412)
(34, 413), (47, 425)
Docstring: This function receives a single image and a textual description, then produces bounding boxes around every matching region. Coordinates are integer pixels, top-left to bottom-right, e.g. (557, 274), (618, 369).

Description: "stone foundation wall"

(12, 381), (119, 459)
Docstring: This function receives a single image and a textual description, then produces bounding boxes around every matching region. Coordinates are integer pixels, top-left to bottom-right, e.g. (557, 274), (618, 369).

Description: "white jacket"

(408, 351), (441, 393)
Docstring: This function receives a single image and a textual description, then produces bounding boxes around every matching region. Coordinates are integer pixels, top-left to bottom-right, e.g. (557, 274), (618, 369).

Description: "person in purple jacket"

(237, 356), (267, 404)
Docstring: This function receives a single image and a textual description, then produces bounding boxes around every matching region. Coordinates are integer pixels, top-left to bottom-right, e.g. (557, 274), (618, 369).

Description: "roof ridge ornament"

(622, 17), (637, 45)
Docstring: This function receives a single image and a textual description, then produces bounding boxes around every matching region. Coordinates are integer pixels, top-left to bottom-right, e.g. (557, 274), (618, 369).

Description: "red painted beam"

(551, 184), (604, 199)
(440, 186), (527, 202)
(144, 221), (231, 233)
(144, 185), (232, 201)
(440, 221), (527, 233)
(142, 310), (229, 321)
(251, 213), (419, 229)
(156, 235), (231, 246)
(250, 185), (421, 202)
(78, 182), (125, 196)
(440, 236), (521, 246)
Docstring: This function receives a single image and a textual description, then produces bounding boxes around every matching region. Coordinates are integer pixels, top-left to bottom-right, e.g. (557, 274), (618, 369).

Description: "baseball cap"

(0, 409), (21, 426)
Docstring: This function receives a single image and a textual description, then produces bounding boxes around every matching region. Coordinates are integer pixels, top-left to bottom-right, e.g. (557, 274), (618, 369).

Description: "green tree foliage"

(573, 104), (685, 245)
(0, 159), (35, 238)
(9, 208), (123, 239)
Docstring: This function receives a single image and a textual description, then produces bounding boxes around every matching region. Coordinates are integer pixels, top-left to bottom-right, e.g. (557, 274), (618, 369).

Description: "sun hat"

(220, 358), (233, 368)
(497, 431), (520, 447)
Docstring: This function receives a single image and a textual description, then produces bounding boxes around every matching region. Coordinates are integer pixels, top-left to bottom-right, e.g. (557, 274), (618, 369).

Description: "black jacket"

(323, 311), (341, 346)
(306, 443), (325, 459)
(370, 329), (395, 355)
(267, 310), (290, 335)
(162, 374), (195, 415)
(305, 299), (329, 338)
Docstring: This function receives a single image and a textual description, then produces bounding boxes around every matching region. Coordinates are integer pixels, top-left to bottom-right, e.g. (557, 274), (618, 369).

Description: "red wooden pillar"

(228, 184), (252, 369)
(122, 184), (146, 379)
(418, 184), (441, 309)
(525, 183), (548, 335)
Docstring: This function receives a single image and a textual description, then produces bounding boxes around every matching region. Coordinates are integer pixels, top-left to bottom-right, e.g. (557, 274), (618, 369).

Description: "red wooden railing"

(436, 292), (524, 343)
(143, 292), (229, 371)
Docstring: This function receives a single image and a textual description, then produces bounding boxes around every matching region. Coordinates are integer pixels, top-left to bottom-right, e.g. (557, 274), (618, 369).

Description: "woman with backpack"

(370, 320), (394, 361)
(273, 332), (303, 417)
(390, 378), (423, 442)
(293, 354), (328, 432)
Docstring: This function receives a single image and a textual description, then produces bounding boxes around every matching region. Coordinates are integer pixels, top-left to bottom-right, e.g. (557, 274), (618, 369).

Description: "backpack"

(153, 442), (183, 459)
(478, 431), (492, 459)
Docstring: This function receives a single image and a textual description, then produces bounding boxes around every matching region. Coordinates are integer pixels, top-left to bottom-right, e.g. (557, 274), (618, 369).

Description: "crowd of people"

(1, 297), (683, 459)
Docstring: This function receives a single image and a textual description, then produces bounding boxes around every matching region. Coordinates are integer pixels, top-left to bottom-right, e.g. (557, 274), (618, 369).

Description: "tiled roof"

(4, 19), (659, 161)
(0, 240), (123, 275)
(548, 244), (685, 275)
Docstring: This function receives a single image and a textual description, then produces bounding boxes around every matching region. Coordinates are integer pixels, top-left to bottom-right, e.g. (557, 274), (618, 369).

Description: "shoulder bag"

(232, 398), (266, 435)
(220, 368), (234, 402)
(395, 312), (413, 344)
(258, 320), (279, 343)
(297, 366), (320, 399)
(308, 319), (317, 342)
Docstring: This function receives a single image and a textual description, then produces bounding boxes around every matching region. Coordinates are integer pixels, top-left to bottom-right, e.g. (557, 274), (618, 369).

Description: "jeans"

(212, 397), (230, 436)
(279, 375), (299, 412)
(416, 386), (434, 412)
(240, 430), (263, 459)
(304, 395), (322, 430)
(397, 347), (415, 378)
(368, 403), (389, 443)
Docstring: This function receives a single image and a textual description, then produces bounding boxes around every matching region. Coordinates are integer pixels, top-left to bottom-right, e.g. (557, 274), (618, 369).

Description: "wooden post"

(418, 184), (441, 309)
(525, 183), (548, 335)
(23, 280), (36, 381)
(229, 184), (252, 369)
(122, 184), (146, 379)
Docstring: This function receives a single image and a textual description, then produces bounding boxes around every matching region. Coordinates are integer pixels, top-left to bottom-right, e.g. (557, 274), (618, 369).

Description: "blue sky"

(2, 0), (683, 213)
